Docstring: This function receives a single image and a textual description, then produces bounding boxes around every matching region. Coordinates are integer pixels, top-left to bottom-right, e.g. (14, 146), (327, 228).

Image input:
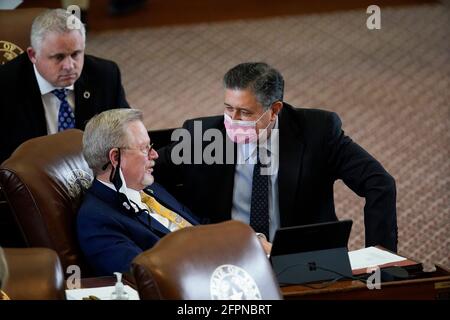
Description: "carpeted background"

(85, 2), (449, 268)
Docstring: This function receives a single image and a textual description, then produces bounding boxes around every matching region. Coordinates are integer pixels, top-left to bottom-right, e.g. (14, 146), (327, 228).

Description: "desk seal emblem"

(435, 281), (450, 290)
(66, 169), (93, 198)
(0, 41), (23, 65)
(210, 264), (262, 300)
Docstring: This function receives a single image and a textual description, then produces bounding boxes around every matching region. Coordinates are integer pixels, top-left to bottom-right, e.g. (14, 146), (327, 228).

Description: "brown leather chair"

(3, 247), (65, 300)
(131, 220), (282, 300)
(0, 129), (94, 277)
(0, 8), (48, 246)
(0, 8), (47, 65)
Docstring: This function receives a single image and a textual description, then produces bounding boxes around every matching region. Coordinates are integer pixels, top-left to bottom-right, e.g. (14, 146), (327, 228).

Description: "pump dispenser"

(110, 272), (129, 300)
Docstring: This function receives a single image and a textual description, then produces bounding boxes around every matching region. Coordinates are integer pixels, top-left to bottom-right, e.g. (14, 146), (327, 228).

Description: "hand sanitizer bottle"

(111, 272), (129, 300)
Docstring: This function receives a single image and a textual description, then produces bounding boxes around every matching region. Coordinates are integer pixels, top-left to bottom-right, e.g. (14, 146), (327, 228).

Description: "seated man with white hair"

(77, 109), (198, 276)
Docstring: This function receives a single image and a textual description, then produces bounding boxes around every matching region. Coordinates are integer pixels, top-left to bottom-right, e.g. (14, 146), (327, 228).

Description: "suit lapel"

(134, 210), (170, 237)
(222, 163), (236, 219)
(74, 69), (92, 130)
(278, 104), (304, 227)
(90, 180), (170, 236)
(23, 56), (47, 136)
(220, 125), (236, 219)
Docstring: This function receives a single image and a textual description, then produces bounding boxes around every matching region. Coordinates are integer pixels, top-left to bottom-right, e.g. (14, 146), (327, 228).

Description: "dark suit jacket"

(77, 180), (199, 276)
(155, 104), (398, 252)
(0, 53), (129, 164)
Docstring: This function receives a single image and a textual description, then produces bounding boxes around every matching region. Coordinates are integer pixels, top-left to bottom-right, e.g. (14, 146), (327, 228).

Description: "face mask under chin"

(108, 149), (137, 214)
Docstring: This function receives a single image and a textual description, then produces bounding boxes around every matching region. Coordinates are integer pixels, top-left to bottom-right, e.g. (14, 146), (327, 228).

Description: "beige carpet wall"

(86, 3), (450, 269)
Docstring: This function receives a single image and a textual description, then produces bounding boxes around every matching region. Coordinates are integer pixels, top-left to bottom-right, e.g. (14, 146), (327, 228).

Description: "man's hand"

(256, 233), (272, 256)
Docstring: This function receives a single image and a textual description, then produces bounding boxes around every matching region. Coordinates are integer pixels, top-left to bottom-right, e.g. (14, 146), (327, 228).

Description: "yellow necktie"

(140, 192), (192, 229)
(0, 290), (10, 300)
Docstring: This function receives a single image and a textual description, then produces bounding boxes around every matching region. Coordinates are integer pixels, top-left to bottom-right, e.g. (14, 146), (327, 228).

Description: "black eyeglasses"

(101, 143), (155, 171)
(121, 142), (154, 156)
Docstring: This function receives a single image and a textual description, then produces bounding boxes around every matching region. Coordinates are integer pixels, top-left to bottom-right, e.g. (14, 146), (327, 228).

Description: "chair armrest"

(3, 247), (65, 300)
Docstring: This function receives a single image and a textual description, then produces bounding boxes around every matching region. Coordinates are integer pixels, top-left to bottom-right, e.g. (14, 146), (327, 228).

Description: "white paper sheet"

(348, 246), (406, 270)
(0, 0), (23, 9)
(65, 285), (140, 300)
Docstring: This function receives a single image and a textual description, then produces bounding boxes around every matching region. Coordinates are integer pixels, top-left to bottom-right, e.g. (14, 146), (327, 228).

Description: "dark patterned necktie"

(52, 88), (75, 131)
(249, 154), (270, 239)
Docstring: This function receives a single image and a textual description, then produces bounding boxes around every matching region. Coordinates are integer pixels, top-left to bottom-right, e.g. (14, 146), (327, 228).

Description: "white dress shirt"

(231, 118), (280, 241)
(33, 65), (75, 134)
(97, 179), (179, 232)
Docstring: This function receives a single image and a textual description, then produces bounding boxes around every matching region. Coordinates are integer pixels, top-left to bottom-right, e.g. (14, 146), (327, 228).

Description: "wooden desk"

(77, 268), (450, 300)
(281, 266), (450, 300)
(80, 274), (136, 289)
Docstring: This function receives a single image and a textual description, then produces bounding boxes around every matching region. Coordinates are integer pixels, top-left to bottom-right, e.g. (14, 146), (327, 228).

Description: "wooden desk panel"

(77, 268), (450, 300)
(282, 266), (450, 300)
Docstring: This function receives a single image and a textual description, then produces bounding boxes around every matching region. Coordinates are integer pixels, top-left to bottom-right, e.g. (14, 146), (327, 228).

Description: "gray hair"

(223, 62), (284, 110)
(83, 109), (144, 176)
(30, 9), (86, 52)
(0, 247), (8, 290)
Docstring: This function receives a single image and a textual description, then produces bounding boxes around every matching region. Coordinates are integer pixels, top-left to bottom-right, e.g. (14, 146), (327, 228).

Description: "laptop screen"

(270, 220), (353, 285)
(271, 219), (353, 256)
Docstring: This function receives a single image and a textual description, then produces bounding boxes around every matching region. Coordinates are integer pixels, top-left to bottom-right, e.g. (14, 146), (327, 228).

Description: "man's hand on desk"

(256, 233), (272, 256)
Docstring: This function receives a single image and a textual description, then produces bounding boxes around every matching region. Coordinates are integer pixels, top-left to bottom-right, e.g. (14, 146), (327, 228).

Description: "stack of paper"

(348, 246), (407, 271)
(0, 0), (23, 9)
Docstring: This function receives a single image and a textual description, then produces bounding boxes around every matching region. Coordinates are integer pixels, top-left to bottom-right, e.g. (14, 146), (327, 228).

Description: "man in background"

(0, 8), (129, 163)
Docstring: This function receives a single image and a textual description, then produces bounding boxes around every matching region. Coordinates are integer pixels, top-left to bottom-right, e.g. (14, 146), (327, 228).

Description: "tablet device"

(270, 220), (353, 286)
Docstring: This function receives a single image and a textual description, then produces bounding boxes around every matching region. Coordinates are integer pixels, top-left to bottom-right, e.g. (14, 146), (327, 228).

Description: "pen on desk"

(82, 295), (100, 300)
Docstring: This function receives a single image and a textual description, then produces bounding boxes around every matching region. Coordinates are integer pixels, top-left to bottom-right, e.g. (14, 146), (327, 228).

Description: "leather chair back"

(132, 220), (282, 300)
(3, 247), (65, 300)
(0, 129), (93, 276)
(148, 128), (176, 151)
(0, 8), (47, 65)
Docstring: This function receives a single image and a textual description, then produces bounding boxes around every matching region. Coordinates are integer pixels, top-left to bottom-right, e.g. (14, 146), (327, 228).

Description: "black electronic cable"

(276, 262), (368, 288)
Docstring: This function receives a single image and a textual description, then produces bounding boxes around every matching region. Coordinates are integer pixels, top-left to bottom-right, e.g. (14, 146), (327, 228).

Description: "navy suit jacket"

(155, 104), (398, 252)
(0, 53), (130, 164)
(77, 180), (199, 276)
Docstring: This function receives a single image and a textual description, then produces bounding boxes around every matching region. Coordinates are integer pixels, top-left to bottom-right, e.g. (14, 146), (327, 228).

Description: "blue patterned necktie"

(249, 152), (270, 239)
(52, 88), (75, 131)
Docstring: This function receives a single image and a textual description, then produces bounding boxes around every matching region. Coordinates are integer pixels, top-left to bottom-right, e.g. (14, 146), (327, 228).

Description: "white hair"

(83, 109), (144, 176)
(30, 9), (86, 52)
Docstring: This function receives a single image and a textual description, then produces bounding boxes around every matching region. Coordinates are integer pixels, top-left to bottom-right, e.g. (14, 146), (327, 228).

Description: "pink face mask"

(223, 109), (271, 144)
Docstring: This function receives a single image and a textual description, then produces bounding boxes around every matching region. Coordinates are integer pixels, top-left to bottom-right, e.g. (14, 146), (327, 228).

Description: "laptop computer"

(270, 219), (353, 286)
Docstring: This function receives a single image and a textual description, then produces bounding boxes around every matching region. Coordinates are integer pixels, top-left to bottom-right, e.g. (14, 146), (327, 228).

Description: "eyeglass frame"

(101, 142), (154, 171)
(120, 142), (154, 156)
